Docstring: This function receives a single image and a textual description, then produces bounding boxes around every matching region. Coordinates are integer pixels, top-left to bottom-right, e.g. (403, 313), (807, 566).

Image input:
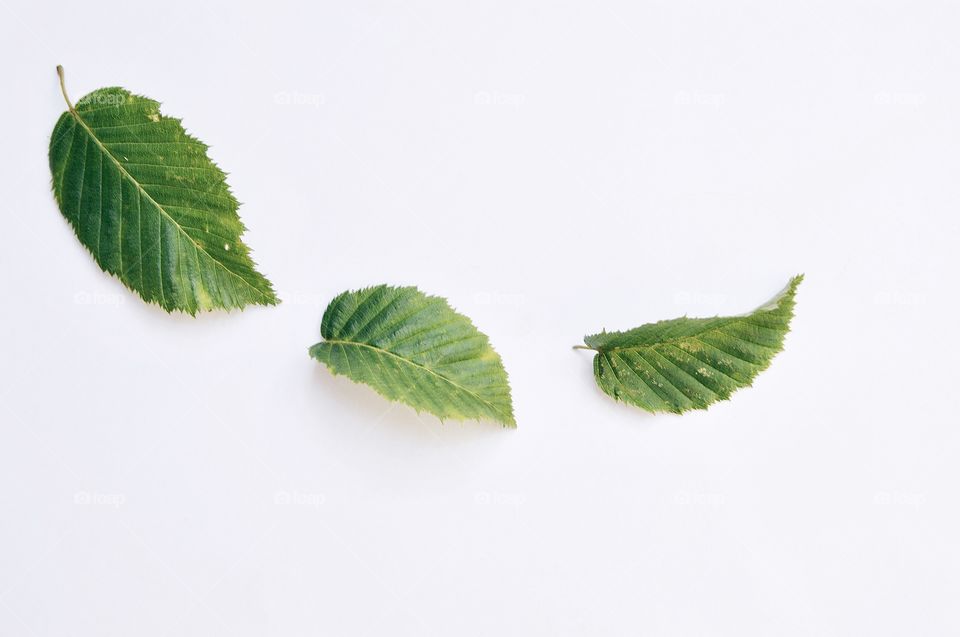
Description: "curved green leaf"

(581, 275), (803, 414)
(309, 286), (515, 427)
(48, 67), (277, 314)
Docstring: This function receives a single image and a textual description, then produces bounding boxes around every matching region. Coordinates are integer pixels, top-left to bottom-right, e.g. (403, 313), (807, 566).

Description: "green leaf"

(580, 275), (803, 414)
(309, 285), (516, 427)
(48, 67), (277, 314)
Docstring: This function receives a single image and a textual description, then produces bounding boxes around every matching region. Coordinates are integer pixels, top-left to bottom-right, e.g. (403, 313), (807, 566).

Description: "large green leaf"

(580, 275), (803, 414)
(309, 286), (516, 427)
(48, 67), (277, 314)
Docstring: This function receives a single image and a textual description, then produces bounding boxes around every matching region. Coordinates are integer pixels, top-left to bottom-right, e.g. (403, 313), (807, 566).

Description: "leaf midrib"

(594, 314), (779, 355)
(321, 338), (511, 422)
(68, 107), (271, 301)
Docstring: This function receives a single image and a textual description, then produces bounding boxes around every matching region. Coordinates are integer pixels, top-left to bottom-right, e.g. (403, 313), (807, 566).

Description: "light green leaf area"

(310, 286), (516, 427)
(582, 275), (803, 414)
(49, 73), (277, 314)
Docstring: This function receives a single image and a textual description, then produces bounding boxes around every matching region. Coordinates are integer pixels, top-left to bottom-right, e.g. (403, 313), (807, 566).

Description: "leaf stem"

(572, 345), (595, 351)
(56, 65), (75, 112)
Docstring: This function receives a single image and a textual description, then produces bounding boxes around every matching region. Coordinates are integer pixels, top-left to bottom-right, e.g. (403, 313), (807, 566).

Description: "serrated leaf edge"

(310, 286), (516, 428)
(582, 275), (803, 414)
(50, 69), (278, 315)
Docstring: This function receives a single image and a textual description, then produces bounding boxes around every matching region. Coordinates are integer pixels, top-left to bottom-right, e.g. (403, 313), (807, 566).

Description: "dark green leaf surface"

(48, 70), (277, 314)
(310, 286), (515, 427)
(582, 275), (803, 414)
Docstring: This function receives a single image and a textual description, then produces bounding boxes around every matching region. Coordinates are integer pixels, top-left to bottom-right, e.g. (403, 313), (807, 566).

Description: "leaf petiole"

(56, 65), (74, 112)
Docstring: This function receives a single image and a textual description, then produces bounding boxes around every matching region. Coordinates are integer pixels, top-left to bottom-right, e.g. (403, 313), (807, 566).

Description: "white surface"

(1, 1), (958, 635)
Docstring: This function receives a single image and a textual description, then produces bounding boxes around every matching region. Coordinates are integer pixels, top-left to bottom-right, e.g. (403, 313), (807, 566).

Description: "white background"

(1, 1), (958, 635)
